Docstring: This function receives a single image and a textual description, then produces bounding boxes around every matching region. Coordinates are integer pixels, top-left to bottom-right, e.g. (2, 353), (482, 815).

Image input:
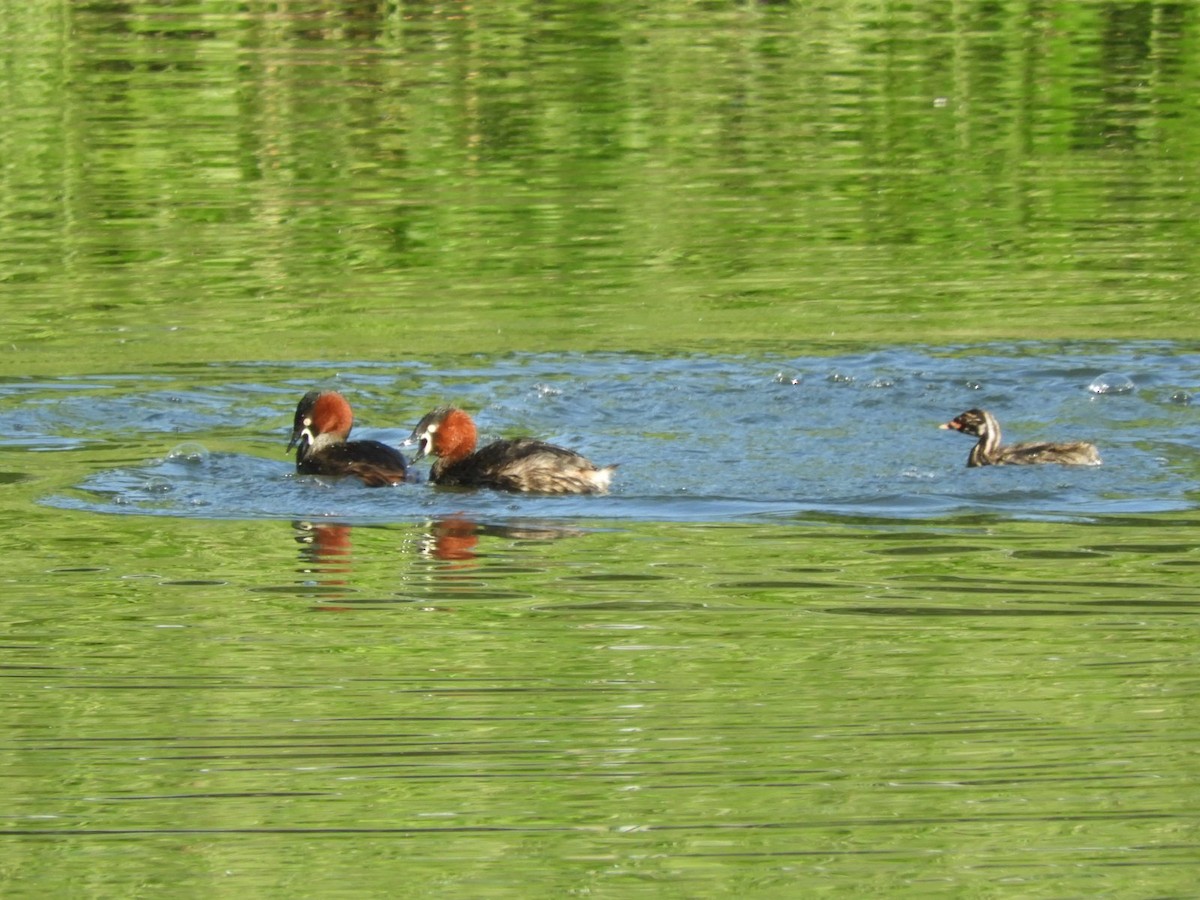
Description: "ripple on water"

(14, 342), (1200, 524)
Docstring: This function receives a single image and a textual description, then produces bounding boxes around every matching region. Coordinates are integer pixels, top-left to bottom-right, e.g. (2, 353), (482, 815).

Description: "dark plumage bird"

(287, 390), (410, 487)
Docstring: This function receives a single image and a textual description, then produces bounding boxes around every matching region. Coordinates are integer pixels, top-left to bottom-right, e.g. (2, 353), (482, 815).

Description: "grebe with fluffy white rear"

(408, 406), (614, 494)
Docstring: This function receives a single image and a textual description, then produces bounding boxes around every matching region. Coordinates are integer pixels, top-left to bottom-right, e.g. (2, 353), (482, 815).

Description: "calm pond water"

(2, 2), (1199, 897)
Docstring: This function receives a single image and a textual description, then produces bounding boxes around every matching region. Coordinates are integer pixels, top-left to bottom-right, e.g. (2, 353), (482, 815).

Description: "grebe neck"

(969, 409), (1003, 465)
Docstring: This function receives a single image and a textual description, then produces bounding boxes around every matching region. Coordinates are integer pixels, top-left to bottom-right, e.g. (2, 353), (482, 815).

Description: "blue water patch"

(22, 342), (1200, 524)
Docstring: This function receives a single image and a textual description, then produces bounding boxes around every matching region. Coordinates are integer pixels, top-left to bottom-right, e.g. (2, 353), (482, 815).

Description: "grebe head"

(407, 406), (478, 462)
(287, 390), (354, 457)
(939, 408), (992, 438)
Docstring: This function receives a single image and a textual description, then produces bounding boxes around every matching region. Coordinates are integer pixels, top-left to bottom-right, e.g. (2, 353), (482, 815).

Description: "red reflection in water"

(291, 518), (582, 607)
(294, 521), (355, 608)
(426, 516), (480, 563)
(292, 519), (484, 608)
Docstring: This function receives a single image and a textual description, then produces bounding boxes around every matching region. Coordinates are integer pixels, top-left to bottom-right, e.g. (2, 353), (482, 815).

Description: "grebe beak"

(287, 425), (314, 454)
(403, 433), (429, 461)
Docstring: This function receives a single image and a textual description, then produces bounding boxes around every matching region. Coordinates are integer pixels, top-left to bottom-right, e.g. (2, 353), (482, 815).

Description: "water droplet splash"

(167, 442), (209, 463)
(1088, 373), (1134, 395)
(144, 476), (173, 494)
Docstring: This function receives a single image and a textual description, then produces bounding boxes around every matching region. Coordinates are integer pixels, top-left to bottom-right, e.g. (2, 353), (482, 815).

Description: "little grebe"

(407, 406), (615, 494)
(287, 390), (410, 486)
(940, 408), (1101, 467)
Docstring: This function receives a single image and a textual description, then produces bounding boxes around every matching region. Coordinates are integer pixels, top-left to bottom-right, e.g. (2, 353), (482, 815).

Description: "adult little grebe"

(407, 406), (615, 494)
(940, 408), (1101, 467)
(287, 390), (410, 486)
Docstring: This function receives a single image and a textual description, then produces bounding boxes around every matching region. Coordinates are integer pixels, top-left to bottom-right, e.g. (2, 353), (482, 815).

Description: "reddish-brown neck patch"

(435, 408), (478, 462)
(313, 391), (354, 438)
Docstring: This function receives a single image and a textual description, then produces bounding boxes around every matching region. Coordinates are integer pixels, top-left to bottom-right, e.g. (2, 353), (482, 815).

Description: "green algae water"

(2, 2), (1199, 896)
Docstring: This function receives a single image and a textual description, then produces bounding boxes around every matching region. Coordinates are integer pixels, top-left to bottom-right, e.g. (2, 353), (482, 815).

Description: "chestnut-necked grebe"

(288, 390), (410, 486)
(408, 406), (614, 494)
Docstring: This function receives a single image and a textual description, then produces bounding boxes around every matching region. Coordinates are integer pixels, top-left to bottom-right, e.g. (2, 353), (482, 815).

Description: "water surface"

(24, 343), (1200, 523)
(3, 342), (1198, 895)
(2, 1), (1199, 896)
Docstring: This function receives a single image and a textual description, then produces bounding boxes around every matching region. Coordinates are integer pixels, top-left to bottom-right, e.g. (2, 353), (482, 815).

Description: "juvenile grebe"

(940, 408), (1101, 467)
(287, 390), (410, 486)
(407, 406), (614, 494)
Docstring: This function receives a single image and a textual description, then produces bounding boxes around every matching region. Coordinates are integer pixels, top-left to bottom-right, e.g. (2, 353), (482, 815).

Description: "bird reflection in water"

(293, 520), (356, 608)
(291, 519), (484, 603)
(421, 516), (481, 563)
(418, 518), (588, 565)
(294, 519), (482, 592)
(292, 518), (588, 605)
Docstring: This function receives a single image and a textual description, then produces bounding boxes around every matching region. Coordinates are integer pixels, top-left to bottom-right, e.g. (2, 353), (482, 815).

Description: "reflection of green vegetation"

(1, 2), (1197, 373)
(3, 509), (1199, 893)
